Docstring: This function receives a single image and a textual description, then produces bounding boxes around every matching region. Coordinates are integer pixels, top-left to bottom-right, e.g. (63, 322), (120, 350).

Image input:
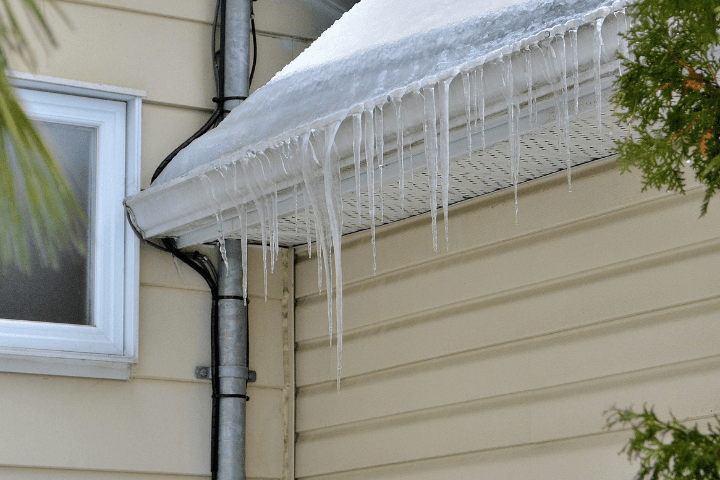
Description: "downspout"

(217, 1), (252, 479)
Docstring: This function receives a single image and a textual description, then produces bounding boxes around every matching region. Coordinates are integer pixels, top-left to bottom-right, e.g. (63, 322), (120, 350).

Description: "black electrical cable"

(248, 4), (257, 89)
(150, 0), (258, 184)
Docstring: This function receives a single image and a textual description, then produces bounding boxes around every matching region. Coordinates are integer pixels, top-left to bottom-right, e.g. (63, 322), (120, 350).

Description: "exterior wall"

(0, 0), (325, 477)
(294, 158), (720, 479)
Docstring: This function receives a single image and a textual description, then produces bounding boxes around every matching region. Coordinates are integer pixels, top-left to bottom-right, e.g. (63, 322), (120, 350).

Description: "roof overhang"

(124, 0), (629, 249)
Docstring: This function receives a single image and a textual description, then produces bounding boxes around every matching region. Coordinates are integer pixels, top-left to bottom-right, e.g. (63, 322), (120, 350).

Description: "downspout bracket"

(195, 365), (257, 382)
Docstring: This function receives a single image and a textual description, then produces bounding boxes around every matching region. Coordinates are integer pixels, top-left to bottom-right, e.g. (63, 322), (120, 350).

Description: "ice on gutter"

(125, 0), (630, 387)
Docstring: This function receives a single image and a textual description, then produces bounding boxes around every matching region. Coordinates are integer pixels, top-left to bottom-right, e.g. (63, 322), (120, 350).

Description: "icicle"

(352, 112), (363, 223)
(538, 42), (562, 134)
(200, 172), (228, 272)
(230, 162), (249, 303)
(471, 69), (479, 134)
(319, 121), (344, 390)
(462, 72), (473, 161)
(558, 34), (572, 192)
(261, 196), (270, 300)
(422, 84), (439, 252)
(525, 48), (534, 130)
(299, 131), (333, 345)
(235, 155), (269, 299)
(317, 235), (322, 292)
(478, 65), (486, 151)
(304, 189), (312, 259)
(364, 108), (377, 274)
(293, 183), (299, 238)
(375, 104), (385, 223)
(502, 55), (519, 224)
(240, 202), (248, 304)
(392, 96), (405, 212)
(272, 189), (279, 273)
(438, 78), (451, 250)
(594, 17), (605, 139)
(226, 161), (249, 304)
(570, 28), (580, 115)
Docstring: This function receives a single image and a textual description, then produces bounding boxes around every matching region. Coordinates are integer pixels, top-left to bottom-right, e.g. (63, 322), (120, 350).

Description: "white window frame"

(0, 72), (145, 380)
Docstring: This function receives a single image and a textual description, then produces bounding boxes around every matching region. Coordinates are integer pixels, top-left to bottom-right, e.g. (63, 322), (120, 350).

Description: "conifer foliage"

(614, 0), (720, 214)
(606, 407), (720, 480)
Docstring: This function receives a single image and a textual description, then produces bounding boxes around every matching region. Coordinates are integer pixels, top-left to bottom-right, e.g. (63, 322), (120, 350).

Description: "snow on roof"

(275, 0), (538, 80)
(154, 0), (621, 184)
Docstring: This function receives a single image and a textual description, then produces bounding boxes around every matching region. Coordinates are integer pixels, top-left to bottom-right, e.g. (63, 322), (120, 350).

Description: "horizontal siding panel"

(298, 238), (720, 389)
(0, 466), (208, 479)
(61, 0), (215, 24)
(297, 296), (720, 432)
(133, 285), (211, 381)
(296, 190), (720, 343)
(296, 357), (720, 477)
(7, 3), (216, 109)
(297, 431), (634, 480)
(0, 376), (210, 475)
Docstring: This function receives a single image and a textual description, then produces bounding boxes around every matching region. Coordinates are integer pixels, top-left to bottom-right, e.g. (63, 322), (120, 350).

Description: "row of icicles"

(200, 8), (629, 390)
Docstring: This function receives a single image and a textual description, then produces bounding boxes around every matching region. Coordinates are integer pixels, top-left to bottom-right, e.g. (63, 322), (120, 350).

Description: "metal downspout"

(217, 1), (252, 479)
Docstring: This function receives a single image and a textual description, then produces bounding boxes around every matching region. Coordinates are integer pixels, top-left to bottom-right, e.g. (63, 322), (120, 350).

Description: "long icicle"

(299, 132), (333, 344)
(392, 96), (405, 212)
(422, 85), (439, 252)
(594, 16), (605, 140)
(570, 27), (580, 115)
(375, 104), (385, 223)
(438, 78), (452, 250)
(229, 160), (249, 304)
(558, 33), (572, 192)
(364, 108), (377, 274)
(320, 121), (344, 390)
(200, 172), (228, 272)
(304, 186), (312, 259)
(352, 112), (363, 224)
(478, 65), (486, 151)
(525, 47), (534, 130)
(503, 54), (519, 224)
(462, 72), (473, 162)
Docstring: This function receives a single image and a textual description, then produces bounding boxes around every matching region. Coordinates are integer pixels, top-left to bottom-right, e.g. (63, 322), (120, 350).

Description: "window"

(0, 72), (144, 380)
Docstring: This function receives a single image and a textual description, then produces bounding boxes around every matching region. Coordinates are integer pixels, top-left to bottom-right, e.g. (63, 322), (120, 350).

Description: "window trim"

(0, 72), (145, 380)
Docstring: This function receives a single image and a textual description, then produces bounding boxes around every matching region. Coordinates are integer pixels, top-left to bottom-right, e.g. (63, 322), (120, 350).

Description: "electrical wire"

(150, 0), (257, 184)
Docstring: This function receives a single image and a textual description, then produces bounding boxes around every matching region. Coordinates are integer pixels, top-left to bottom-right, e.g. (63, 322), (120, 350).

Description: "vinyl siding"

(0, 0), (309, 477)
(294, 158), (720, 479)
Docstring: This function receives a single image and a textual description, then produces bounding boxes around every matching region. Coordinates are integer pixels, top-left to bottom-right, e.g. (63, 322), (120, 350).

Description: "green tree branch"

(613, 0), (720, 215)
(0, 0), (85, 273)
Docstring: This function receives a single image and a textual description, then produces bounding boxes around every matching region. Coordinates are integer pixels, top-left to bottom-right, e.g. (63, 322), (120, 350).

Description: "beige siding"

(294, 158), (720, 479)
(1, 0), (311, 478)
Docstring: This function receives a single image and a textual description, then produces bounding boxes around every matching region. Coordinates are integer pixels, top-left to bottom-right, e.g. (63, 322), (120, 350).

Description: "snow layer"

(276, 0), (540, 79)
(155, 0), (618, 184)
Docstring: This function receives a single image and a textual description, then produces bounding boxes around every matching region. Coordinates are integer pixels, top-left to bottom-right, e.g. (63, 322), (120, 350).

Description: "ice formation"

(146, 0), (630, 388)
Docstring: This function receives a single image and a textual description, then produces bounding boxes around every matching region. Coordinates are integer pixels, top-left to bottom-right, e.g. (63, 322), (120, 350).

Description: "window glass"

(0, 122), (96, 325)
